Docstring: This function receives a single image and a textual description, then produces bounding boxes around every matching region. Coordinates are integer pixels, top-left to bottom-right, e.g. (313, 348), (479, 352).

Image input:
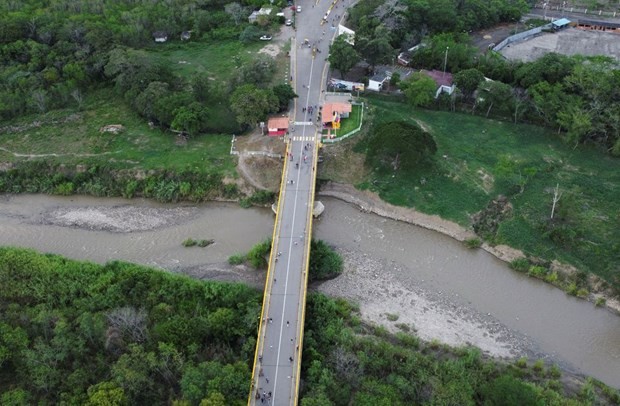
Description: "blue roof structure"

(552, 18), (571, 27)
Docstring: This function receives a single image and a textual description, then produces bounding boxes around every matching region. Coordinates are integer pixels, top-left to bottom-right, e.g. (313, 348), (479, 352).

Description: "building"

(321, 102), (352, 130)
(397, 52), (411, 66)
(368, 72), (390, 92)
(267, 116), (289, 136)
(152, 31), (168, 43)
(552, 18), (571, 30)
(420, 69), (455, 98)
(248, 7), (273, 23)
(577, 19), (620, 34)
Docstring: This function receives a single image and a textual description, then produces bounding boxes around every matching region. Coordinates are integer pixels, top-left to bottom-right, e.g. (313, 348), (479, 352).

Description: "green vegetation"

(464, 238), (482, 249)
(0, 160), (236, 202)
(366, 120), (437, 173)
(355, 97), (620, 294)
(239, 190), (276, 208)
(1, 247), (618, 405)
(0, 247), (261, 405)
(308, 239), (344, 282)
(229, 238), (343, 282)
(338, 104), (362, 136)
(182, 238), (214, 248)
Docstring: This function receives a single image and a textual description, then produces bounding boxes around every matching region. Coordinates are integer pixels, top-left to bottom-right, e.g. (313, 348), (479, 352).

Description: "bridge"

(248, 1), (345, 404)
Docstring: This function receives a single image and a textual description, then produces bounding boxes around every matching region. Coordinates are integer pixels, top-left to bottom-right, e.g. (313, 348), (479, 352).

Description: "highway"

(248, 0), (348, 404)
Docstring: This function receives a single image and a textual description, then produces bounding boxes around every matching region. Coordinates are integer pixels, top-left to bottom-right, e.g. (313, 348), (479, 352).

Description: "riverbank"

(24, 198), (527, 357)
(318, 181), (620, 315)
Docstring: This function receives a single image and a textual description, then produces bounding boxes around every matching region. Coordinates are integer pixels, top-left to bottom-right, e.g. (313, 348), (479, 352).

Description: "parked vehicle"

(260, 35), (272, 41)
(296, 5), (301, 12)
(285, 19), (293, 26)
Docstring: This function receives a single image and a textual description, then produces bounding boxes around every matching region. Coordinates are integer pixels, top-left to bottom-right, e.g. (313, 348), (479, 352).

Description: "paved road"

(248, 1), (349, 405)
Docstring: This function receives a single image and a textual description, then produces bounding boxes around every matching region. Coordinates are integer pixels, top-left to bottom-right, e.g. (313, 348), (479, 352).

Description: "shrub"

(548, 364), (562, 379)
(228, 254), (245, 265)
(309, 240), (344, 281)
(182, 238), (197, 247)
(544, 271), (558, 284)
(566, 282), (579, 296)
(197, 239), (214, 247)
(395, 323), (410, 332)
(464, 238), (482, 249)
(528, 265), (548, 279)
(386, 313), (399, 322)
(247, 238), (272, 268)
(576, 288), (589, 298)
(515, 357), (528, 368)
(510, 258), (530, 273)
(595, 297), (606, 307)
(532, 359), (545, 375)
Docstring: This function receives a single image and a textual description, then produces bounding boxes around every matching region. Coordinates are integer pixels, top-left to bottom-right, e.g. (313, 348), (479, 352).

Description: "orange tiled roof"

(321, 102), (352, 123)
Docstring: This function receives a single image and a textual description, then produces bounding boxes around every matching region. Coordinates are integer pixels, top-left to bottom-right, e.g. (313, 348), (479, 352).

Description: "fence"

(533, 3), (620, 19)
(492, 23), (552, 52)
(321, 102), (364, 144)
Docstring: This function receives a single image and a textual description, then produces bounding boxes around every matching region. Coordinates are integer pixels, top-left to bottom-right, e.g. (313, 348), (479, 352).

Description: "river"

(0, 194), (618, 388)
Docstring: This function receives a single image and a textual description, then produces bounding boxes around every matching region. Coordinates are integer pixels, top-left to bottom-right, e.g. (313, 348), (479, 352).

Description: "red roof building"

(267, 117), (289, 136)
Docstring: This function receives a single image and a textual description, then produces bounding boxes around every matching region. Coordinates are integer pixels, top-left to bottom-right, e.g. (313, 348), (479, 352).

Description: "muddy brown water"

(1, 194), (618, 388)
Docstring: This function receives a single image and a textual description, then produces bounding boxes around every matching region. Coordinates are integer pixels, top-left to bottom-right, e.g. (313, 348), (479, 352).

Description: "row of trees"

(399, 50), (620, 154)
(3, 247), (616, 404)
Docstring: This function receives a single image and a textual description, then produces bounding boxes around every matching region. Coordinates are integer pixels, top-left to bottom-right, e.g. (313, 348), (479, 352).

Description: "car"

(285, 19), (292, 26)
(296, 5), (301, 12)
(259, 35), (272, 41)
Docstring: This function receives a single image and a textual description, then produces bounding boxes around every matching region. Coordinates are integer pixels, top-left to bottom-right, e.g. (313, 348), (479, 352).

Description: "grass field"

(148, 40), (264, 80)
(352, 96), (620, 286)
(0, 39), (282, 175)
(0, 88), (236, 176)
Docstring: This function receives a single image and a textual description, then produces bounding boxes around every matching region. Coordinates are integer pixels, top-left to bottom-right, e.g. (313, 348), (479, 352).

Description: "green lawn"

(322, 105), (363, 137)
(358, 96), (620, 286)
(147, 40), (263, 80)
(0, 88), (236, 176)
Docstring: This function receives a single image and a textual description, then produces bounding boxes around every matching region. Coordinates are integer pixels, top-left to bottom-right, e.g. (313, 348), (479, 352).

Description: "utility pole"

(443, 46), (449, 77)
(550, 183), (562, 219)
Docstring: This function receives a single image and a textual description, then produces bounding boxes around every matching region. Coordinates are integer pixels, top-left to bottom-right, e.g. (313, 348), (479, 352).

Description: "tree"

(224, 3), (246, 26)
(357, 36), (394, 71)
(401, 72), (437, 107)
(171, 102), (209, 135)
(453, 68), (484, 101)
(239, 25), (261, 43)
(271, 84), (297, 112)
(481, 375), (542, 406)
(366, 121), (437, 172)
(477, 80), (513, 117)
(235, 54), (276, 87)
(86, 382), (128, 406)
(229, 84), (276, 128)
(329, 36), (360, 79)
(134, 82), (170, 121)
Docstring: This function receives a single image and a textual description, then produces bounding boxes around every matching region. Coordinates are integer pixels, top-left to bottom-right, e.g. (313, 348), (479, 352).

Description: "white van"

(296, 5), (301, 12)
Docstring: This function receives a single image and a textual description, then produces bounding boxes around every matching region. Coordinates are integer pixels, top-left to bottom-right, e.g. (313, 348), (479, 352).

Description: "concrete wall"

(492, 23), (552, 52)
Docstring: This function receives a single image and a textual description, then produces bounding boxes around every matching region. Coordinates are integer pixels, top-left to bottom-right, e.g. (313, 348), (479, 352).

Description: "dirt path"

(0, 146), (121, 158)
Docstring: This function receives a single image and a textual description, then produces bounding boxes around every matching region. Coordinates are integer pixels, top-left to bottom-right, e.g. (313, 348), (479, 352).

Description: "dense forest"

(0, 0), (295, 133)
(1, 247), (619, 404)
